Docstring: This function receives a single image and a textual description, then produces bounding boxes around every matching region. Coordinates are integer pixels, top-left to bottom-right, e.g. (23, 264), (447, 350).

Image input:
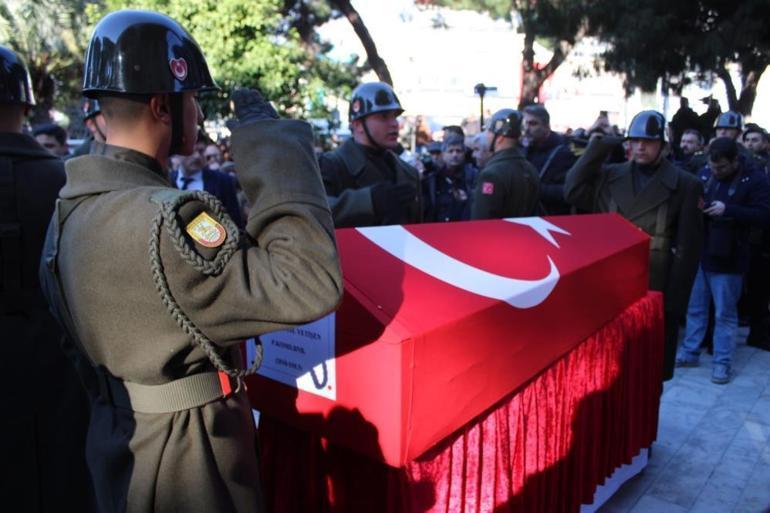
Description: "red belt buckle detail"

(218, 371), (233, 397)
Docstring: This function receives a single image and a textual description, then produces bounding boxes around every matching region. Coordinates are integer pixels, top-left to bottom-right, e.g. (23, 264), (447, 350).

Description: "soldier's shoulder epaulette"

(149, 188), (240, 270)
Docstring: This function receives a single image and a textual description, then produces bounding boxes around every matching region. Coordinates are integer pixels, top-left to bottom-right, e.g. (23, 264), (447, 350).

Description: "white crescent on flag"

(356, 218), (570, 309)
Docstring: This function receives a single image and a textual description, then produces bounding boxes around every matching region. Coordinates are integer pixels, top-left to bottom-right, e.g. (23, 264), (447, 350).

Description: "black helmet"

(82, 9), (218, 97)
(627, 110), (666, 142)
(714, 111), (743, 130)
(349, 82), (403, 122)
(487, 108), (522, 139)
(0, 45), (35, 106)
(81, 97), (101, 120)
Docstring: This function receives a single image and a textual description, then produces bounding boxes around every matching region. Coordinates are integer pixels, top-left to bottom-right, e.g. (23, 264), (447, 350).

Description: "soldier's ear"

(149, 94), (172, 126)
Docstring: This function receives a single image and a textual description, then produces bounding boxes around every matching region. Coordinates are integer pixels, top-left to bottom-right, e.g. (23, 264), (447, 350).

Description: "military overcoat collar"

(60, 143), (169, 199)
(0, 132), (60, 161)
(337, 138), (419, 183)
(607, 159), (680, 219)
(488, 146), (526, 165)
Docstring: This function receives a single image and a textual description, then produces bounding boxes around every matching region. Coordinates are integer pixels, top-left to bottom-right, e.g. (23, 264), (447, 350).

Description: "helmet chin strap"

(91, 119), (106, 142)
(488, 133), (500, 154)
(168, 93), (185, 155)
(362, 117), (387, 152)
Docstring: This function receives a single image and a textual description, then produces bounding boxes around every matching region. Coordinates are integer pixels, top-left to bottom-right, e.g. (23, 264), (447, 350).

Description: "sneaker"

(675, 357), (699, 368)
(711, 364), (731, 385)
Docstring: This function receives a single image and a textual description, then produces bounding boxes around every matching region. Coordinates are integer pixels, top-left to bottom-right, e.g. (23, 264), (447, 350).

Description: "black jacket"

(169, 167), (244, 228)
(0, 132), (93, 511)
(698, 162), (770, 274)
(525, 132), (577, 215)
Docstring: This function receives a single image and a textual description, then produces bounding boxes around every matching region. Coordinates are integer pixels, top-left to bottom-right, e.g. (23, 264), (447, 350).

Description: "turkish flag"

(247, 214), (650, 466)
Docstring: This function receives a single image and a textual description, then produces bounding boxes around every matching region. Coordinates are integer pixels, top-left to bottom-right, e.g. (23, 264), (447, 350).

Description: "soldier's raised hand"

(227, 88), (278, 129)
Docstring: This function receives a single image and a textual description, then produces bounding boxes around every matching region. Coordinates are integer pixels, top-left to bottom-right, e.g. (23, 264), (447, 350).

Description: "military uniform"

(320, 138), (422, 227)
(471, 146), (540, 219)
(564, 136), (704, 379)
(41, 120), (342, 513)
(0, 132), (93, 511)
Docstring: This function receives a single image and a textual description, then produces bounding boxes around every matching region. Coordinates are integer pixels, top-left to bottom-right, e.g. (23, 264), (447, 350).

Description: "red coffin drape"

(259, 292), (663, 513)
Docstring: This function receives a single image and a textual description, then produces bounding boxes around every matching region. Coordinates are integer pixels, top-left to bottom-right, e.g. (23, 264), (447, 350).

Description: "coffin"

(245, 214), (650, 467)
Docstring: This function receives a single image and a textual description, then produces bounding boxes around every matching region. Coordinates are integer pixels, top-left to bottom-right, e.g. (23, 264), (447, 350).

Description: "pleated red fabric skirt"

(259, 292), (663, 513)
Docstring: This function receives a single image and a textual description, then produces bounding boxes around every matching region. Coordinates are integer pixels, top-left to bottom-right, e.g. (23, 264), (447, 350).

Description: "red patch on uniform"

(698, 196), (705, 210)
(482, 182), (495, 195)
(169, 58), (188, 81)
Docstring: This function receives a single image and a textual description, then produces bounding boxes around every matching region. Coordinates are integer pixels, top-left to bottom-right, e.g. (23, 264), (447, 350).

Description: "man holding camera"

(676, 137), (770, 384)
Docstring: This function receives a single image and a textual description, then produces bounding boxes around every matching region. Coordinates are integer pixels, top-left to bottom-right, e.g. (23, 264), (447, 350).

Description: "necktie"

(180, 177), (194, 190)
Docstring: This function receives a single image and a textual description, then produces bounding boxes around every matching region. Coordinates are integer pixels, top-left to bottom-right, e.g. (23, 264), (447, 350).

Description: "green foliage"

(586, 0), (770, 112)
(432, 0), (595, 44)
(427, 0), (512, 21)
(89, 0), (361, 119)
(0, 0), (361, 123)
(0, 0), (91, 122)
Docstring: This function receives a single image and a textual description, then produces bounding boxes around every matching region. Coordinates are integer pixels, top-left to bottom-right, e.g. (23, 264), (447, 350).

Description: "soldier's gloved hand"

(590, 134), (624, 147)
(370, 182), (416, 220)
(226, 88), (278, 130)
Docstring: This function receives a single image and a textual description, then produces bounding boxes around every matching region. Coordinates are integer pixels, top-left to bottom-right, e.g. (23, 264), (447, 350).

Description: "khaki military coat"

(44, 120), (342, 513)
(319, 138), (422, 227)
(471, 146), (540, 219)
(564, 136), (704, 317)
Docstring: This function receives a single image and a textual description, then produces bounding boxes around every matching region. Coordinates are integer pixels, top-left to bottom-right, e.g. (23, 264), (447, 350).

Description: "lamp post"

(474, 83), (497, 131)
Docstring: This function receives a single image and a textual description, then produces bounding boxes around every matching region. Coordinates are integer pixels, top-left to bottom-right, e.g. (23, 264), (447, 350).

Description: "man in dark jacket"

(423, 134), (478, 222)
(522, 104), (576, 214)
(471, 108), (540, 219)
(676, 137), (770, 383)
(0, 45), (93, 512)
(565, 110), (704, 381)
(674, 128), (706, 173)
(169, 156), (244, 228)
(319, 82), (421, 228)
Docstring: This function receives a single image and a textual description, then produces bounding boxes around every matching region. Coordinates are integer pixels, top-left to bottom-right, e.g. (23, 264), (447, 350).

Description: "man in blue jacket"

(676, 137), (770, 383)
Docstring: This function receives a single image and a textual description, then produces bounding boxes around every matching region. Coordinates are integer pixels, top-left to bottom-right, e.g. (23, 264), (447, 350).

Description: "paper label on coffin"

(246, 214), (650, 467)
(250, 314), (337, 400)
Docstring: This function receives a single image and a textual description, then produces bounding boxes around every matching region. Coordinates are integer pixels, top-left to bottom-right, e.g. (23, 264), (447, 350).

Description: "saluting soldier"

(564, 110), (704, 381)
(39, 10), (342, 513)
(0, 45), (94, 512)
(471, 108), (540, 219)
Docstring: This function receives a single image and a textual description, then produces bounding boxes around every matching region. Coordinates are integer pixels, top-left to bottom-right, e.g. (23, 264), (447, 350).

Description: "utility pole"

(474, 83), (497, 131)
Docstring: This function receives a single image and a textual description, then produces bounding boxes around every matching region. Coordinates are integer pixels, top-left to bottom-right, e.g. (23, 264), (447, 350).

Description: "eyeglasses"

(204, 154), (219, 161)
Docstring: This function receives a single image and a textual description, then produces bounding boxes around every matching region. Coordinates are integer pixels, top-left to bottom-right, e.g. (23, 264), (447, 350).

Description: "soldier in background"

(319, 82), (421, 227)
(71, 97), (106, 157)
(471, 108), (540, 219)
(565, 110), (704, 381)
(0, 45), (93, 512)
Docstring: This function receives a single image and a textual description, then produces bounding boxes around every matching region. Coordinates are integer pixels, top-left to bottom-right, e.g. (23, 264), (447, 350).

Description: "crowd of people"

(2, 6), (770, 513)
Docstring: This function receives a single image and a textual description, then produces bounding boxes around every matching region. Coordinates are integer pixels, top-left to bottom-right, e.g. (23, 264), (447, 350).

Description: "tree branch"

(330, 0), (393, 85)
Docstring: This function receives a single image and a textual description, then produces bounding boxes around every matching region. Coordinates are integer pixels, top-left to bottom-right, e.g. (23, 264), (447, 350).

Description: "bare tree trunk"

(29, 67), (55, 125)
(736, 65), (767, 116)
(519, 29), (539, 108)
(716, 66), (739, 112)
(330, 0), (393, 86)
(519, 26), (568, 109)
